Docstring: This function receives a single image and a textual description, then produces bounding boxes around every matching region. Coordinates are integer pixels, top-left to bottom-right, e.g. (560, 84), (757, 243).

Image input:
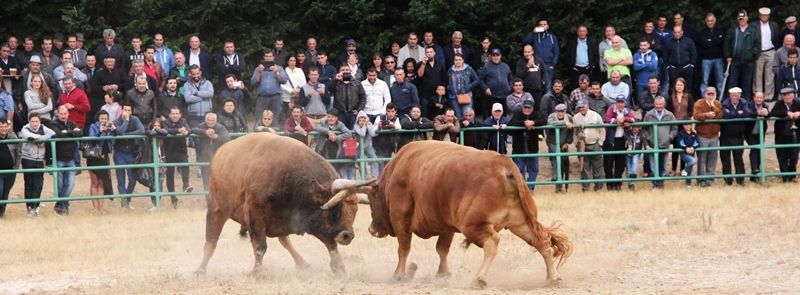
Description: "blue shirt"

(576, 38), (589, 67)
(251, 66), (288, 96)
(0, 90), (14, 113)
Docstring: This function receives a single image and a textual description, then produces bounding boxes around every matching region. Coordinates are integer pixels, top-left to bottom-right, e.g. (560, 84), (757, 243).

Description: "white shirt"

(361, 79), (392, 115)
(280, 67), (307, 103)
(189, 49), (201, 67)
(761, 22), (774, 50)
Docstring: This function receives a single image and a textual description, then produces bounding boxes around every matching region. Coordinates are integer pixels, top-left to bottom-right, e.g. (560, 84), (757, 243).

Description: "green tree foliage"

(2, 0), (798, 83)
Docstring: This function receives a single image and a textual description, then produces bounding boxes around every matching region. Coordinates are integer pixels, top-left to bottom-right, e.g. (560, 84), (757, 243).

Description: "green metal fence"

(0, 116), (795, 208)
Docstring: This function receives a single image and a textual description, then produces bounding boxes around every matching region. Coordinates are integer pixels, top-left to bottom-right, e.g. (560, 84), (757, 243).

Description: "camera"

(342, 73), (353, 82)
(104, 122), (113, 129)
(382, 120), (389, 126)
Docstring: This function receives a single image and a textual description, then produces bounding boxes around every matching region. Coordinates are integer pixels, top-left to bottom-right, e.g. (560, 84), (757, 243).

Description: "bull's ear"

(309, 180), (329, 205)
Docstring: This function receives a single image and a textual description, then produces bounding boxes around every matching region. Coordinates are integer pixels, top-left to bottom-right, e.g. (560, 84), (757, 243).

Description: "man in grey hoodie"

(19, 115), (55, 217)
(353, 111), (378, 179)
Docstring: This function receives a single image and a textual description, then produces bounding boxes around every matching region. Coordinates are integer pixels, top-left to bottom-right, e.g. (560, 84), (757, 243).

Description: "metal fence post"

(554, 127), (562, 184)
(151, 136), (161, 208)
(652, 121), (660, 183)
(358, 134), (366, 180)
(50, 140), (59, 200)
(758, 118), (766, 185)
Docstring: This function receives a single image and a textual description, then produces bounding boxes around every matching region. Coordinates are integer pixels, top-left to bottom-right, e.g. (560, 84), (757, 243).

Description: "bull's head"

(312, 179), (376, 245)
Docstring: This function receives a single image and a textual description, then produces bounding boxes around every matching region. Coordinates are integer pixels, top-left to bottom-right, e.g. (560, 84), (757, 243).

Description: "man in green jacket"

(723, 10), (761, 101)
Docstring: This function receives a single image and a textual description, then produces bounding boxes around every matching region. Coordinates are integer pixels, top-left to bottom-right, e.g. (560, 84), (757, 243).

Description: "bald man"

(182, 36), (214, 81)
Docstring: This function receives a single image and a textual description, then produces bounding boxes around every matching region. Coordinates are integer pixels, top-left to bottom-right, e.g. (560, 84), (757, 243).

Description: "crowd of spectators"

(3, 6), (800, 218)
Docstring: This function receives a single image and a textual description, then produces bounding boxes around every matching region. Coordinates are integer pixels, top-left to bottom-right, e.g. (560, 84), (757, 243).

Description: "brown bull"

(195, 132), (375, 275)
(366, 141), (572, 286)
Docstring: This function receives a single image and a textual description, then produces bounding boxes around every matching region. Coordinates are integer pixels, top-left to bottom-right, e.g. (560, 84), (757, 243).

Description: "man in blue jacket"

(633, 39), (659, 96)
(483, 103), (510, 154)
(523, 19), (559, 93)
(664, 26), (697, 94)
(478, 49), (513, 116)
(720, 87), (750, 185)
(151, 34), (175, 77)
(389, 69), (419, 118)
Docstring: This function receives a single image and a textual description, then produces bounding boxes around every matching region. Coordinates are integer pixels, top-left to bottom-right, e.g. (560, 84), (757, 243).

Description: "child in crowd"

(625, 125), (651, 190)
(101, 90), (123, 120)
(353, 111), (379, 179)
(677, 121), (699, 189)
(429, 85), (448, 118)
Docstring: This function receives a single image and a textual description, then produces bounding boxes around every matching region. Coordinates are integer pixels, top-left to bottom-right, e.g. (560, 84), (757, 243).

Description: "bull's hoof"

(194, 270), (206, 277)
(406, 262), (418, 280)
(331, 266), (347, 276)
(474, 276), (488, 289)
(435, 271), (452, 278)
(548, 275), (563, 286)
(296, 263), (311, 270)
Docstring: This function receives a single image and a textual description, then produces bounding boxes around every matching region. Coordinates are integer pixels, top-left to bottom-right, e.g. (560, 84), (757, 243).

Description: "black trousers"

(163, 153), (190, 203)
(570, 66), (592, 90)
(719, 136), (745, 185)
(669, 66), (694, 90)
(775, 138), (798, 181)
(603, 138), (627, 188)
(745, 133), (763, 173)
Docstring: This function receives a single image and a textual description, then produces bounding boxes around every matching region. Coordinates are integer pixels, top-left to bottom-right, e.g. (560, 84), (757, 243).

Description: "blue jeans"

(659, 62), (669, 94)
(363, 145), (380, 179)
(626, 154), (641, 185)
(338, 111), (357, 130)
(680, 152), (698, 186)
(647, 152), (669, 185)
(621, 76), (632, 107)
(0, 172), (16, 216)
(73, 142), (82, 167)
(339, 165), (356, 180)
(449, 95), (473, 119)
(728, 59), (754, 100)
(545, 66), (555, 94)
(114, 151), (137, 205)
(513, 156), (539, 191)
(701, 58), (724, 99)
(55, 160), (76, 211)
(256, 94), (282, 126)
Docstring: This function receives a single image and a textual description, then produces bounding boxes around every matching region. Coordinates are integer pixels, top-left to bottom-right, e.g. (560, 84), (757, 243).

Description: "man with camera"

(251, 48), (287, 125)
(219, 74), (252, 117)
(330, 63), (366, 128)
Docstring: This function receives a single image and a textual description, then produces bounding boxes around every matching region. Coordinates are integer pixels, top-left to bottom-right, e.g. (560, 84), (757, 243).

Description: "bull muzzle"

(335, 230), (354, 245)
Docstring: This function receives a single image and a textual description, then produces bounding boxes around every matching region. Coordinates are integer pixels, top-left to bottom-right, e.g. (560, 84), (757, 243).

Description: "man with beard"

(152, 33), (175, 76)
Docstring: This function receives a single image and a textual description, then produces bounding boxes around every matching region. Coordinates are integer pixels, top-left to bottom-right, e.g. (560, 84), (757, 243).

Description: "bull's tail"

(506, 168), (573, 269)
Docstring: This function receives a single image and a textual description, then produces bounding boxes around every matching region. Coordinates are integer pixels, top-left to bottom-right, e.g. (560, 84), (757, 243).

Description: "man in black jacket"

(191, 113), (231, 200)
(93, 56), (127, 96)
(50, 105), (83, 215)
(331, 63), (366, 128)
(566, 25), (599, 90)
(461, 108), (487, 149)
(113, 103), (145, 210)
(162, 106), (192, 208)
(664, 26), (698, 93)
(516, 44), (548, 111)
(770, 87), (800, 182)
(157, 77), (187, 121)
(509, 100), (547, 192)
(699, 13), (726, 98)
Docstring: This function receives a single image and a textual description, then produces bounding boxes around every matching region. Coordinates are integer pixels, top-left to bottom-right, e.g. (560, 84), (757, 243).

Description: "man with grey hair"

(126, 59), (158, 92)
(55, 62), (86, 93)
(95, 29), (126, 70)
(719, 87), (749, 185)
(444, 31), (472, 70)
(191, 112), (230, 200)
(54, 51), (88, 82)
(643, 96), (677, 189)
(699, 13), (726, 98)
(772, 34), (796, 73)
(126, 75), (158, 126)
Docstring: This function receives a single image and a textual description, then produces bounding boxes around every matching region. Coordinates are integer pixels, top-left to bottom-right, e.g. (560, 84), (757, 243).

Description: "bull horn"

(331, 179), (378, 194)
(356, 193), (369, 204)
(320, 190), (348, 210)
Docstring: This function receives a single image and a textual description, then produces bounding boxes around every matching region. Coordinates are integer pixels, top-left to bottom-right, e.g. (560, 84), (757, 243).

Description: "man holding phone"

(251, 48), (287, 125)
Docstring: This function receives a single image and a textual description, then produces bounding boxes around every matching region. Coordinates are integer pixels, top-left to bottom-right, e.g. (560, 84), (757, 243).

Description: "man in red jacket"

(58, 76), (91, 169)
(283, 105), (313, 145)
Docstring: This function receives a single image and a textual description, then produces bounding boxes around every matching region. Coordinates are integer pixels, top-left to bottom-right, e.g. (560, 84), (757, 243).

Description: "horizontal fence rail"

(0, 116), (795, 207)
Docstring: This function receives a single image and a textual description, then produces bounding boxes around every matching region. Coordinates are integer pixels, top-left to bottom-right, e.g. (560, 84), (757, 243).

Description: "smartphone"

(233, 81), (243, 88)
(261, 61), (275, 69)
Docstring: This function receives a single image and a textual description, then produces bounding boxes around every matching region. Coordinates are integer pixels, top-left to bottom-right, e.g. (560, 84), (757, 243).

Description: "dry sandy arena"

(1, 137), (800, 294)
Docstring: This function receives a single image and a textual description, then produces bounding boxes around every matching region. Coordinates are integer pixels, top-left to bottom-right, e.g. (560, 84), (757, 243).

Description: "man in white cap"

(719, 87), (748, 186)
(779, 16), (800, 47)
(751, 7), (780, 101)
(483, 102), (510, 154)
(572, 99), (606, 192)
(15, 55), (56, 102)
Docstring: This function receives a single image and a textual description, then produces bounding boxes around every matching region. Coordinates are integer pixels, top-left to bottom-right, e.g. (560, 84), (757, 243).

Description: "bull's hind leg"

(462, 225), (501, 288)
(435, 232), (454, 277)
(278, 236), (310, 269)
(246, 206), (269, 275)
(508, 224), (561, 282)
(195, 208), (228, 275)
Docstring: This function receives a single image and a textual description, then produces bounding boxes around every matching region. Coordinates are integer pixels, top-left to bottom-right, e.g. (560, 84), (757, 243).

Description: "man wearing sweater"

(692, 87), (723, 187)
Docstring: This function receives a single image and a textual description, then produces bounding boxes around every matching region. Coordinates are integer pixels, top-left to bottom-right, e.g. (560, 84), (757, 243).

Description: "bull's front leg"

(324, 242), (346, 275)
(246, 210), (268, 275)
(392, 230), (414, 281)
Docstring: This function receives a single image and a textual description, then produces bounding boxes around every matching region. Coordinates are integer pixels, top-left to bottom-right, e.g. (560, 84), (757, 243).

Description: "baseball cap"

(705, 86), (717, 95)
(522, 100), (535, 108)
(728, 87), (742, 94)
(615, 94), (626, 102)
(490, 48), (501, 55)
(576, 99), (588, 108)
(491, 103), (503, 112)
(738, 10), (748, 19)
(787, 16), (797, 24)
(759, 7), (771, 15)
(555, 104), (567, 111)
(345, 39), (356, 46)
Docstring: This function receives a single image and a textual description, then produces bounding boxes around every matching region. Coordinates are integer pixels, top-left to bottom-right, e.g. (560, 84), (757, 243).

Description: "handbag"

(457, 93), (471, 105)
(82, 144), (104, 160)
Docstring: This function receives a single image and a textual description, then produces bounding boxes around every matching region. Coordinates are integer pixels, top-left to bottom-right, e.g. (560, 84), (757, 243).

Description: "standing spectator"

(601, 70), (630, 106)
(523, 19), (559, 92)
(305, 38), (318, 65)
(773, 35), (796, 79)
(112, 103), (145, 210)
(422, 31), (446, 65)
(677, 122), (700, 188)
(183, 36), (214, 81)
(510, 100), (547, 191)
(16, 55), (56, 103)
(573, 99), (606, 192)
(122, 35), (144, 73)
(162, 107), (192, 208)
(402, 58), (421, 89)
(59, 76), (90, 169)
(101, 90), (123, 120)
(664, 26), (697, 92)
(674, 12), (699, 42)
(313, 109), (353, 178)
(443, 31), (472, 70)
(566, 25), (598, 88)
(369, 53), (384, 74)
(379, 55), (397, 86)
(483, 103), (510, 154)
(37, 36), (61, 77)
(93, 56), (127, 101)
(770, 87), (800, 182)
(389, 69), (419, 118)
(280, 55), (306, 121)
(191, 113), (230, 200)
(81, 55), (98, 117)
(145, 118), (169, 212)
(142, 47), (167, 92)
(506, 79), (533, 115)
(219, 74), (252, 117)
(298, 67), (330, 128)
(50, 106), (82, 216)
(251, 49), (287, 123)
(473, 36), (499, 73)
(20, 114), (54, 217)
(636, 21), (662, 53)
(313, 51), (337, 88)
(666, 77), (694, 176)
(779, 17), (800, 45)
(151, 34), (175, 77)
(361, 68), (391, 122)
(447, 54), (479, 119)
(776, 49), (800, 94)
(86, 111), (114, 214)
(272, 38), (290, 68)
(0, 120), (20, 219)
(587, 81), (612, 115)
(720, 87), (749, 186)
(157, 77), (187, 121)
(126, 75), (157, 126)
(0, 86), (12, 131)
(545, 103), (573, 193)
(184, 65), (214, 128)
(169, 53), (188, 95)
(17, 37), (38, 70)
(692, 87), (723, 187)
(216, 99), (247, 133)
(354, 111), (379, 179)
(332, 63), (366, 128)
(540, 80), (571, 117)
(643, 96), (678, 189)
(745, 91), (770, 182)
(604, 95), (636, 190)
(656, 16), (675, 94)
(637, 75), (667, 115)
(516, 45), (548, 110)
(603, 35), (633, 101)
(126, 59), (158, 94)
(624, 125), (650, 190)
(699, 13), (726, 98)
(24, 75), (53, 122)
(335, 39), (365, 73)
(432, 108), (460, 143)
(283, 106), (313, 144)
(751, 8), (780, 101)
(399, 105), (433, 148)
(724, 10), (761, 101)
(633, 39), (659, 97)
(55, 61), (87, 94)
(417, 47), (446, 119)
(95, 29), (126, 71)
(478, 48), (513, 116)
(599, 26), (629, 75)
(372, 103), (402, 173)
(64, 34), (87, 70)
(1, 43), (21, 81)
(397, 32), (425, 64)
(215, 39), (246, 91)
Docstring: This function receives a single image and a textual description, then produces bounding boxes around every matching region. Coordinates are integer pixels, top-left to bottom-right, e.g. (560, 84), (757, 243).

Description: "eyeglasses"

(386, 61), (395, 64)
